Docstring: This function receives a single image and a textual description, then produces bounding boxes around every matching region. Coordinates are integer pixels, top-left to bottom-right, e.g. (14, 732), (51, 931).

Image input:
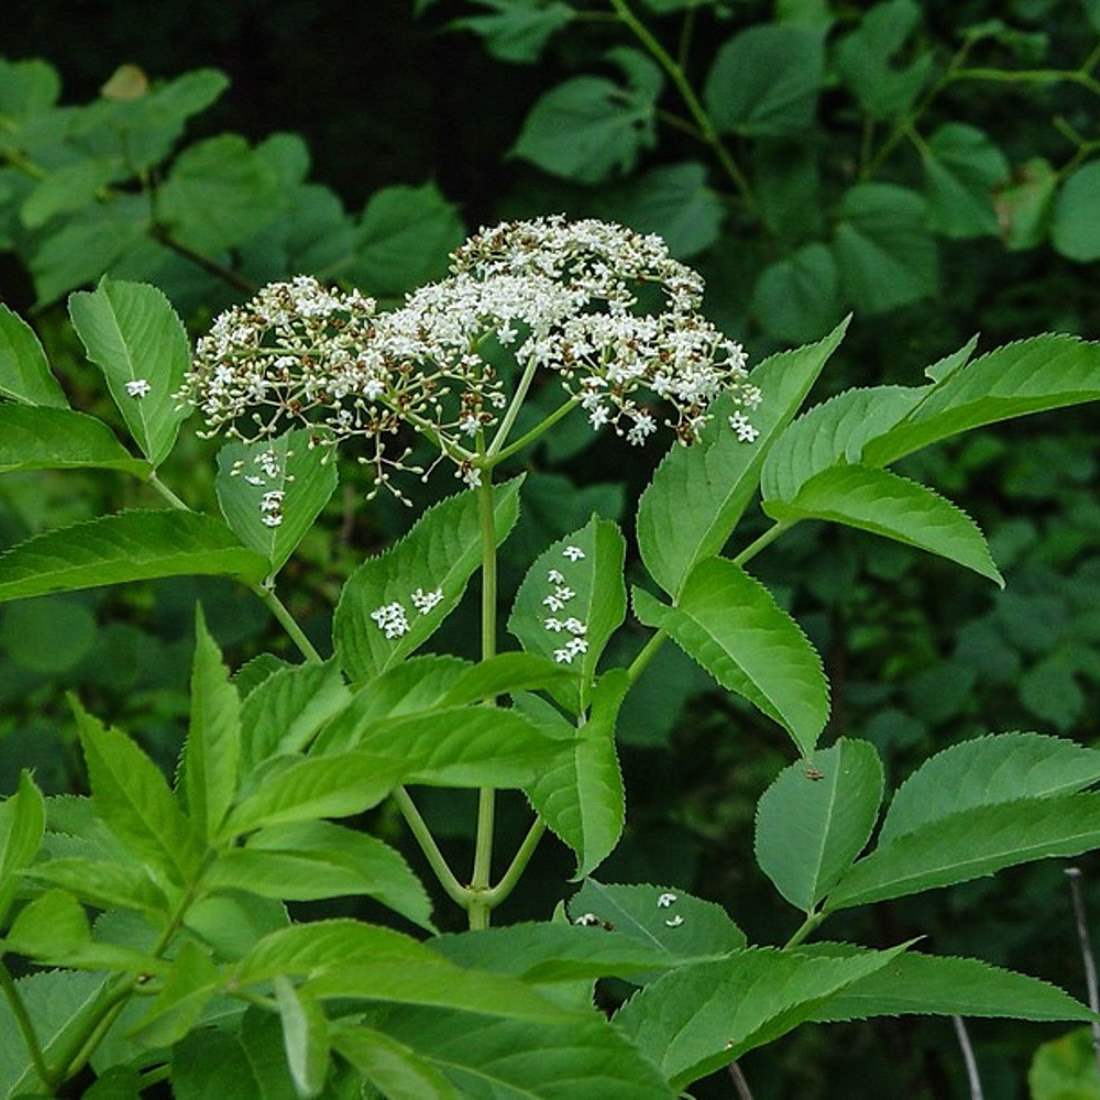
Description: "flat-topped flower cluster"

(181, 217), (760, 498)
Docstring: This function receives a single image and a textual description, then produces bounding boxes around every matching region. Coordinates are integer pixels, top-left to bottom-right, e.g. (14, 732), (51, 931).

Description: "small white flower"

(544, 617), (564, 632)
(657, 892), (678, 909)
(370, 602), (410, 640)
(244, 475), (264, 487)
(562, 546), (586, 562)
(459, 414), (481, 437)
(665, 915), (684, 928)
(260, 490), (284, 513)
(566, 636), (588, 657)
(543, 594), (565, 613)
(261, 513), (283, 528)
(574, 912), (600, 926)
(554, 647), (575, 664)
(411, 587), (444, 614)
(563, 618), (586, 636)
(547, 569), (565, 585)
(729, 411), (760, 443)
(554, 585), (576, 603)
(125, 379), (151, 399)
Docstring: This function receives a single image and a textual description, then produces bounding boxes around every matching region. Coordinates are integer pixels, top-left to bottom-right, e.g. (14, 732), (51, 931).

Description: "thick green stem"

(489, 397), (580, 467)
(0, 959), (51, 1091)
(392, 787), (470, 908)
(485, 819), (547, 908)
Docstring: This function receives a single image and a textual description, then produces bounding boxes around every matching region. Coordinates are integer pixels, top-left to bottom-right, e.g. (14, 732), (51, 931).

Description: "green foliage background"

(2, 0), (1099, 1095)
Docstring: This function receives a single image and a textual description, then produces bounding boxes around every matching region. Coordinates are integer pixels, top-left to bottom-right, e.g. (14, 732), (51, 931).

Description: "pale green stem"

(0, 960), (50, 1091)
(392, 787), (470, 908)
(485, 818), (547, 909)
(488, 353), (540, 458)
(732, 520), (792, 567)
(489, 397), (580, 467)
(783, 910), (826, 950)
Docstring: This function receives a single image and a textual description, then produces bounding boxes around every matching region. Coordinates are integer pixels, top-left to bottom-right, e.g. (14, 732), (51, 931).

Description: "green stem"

(485, 818), (547, 908)
(489, 397), (580, 467)
(951, 66), (1100, 95)
(139, 1063), (171, 1089)
(0, 959), (51, 1091)
(626, 627), (667, 686)
(783, 911), (826, 949)
(608, 0), (757, 212)
(732, 520), (791, 567)
(392, 786), (470, 907)
(488, 353), (540, 458)
(149, 226), (258, 294)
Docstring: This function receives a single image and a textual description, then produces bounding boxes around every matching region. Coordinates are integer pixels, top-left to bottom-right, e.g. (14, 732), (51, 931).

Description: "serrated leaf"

(762, 464), (1004, 585)
(755, 739), (883, 913)
(68, 278), (190, 466)
(880, 731), (1100, 846)
(439, 652), (574, 708)
(274, 977), (329, 1099)
(180, 606), (240, 841)
(508, 515), (626, 711)
(331, 1026), (459, 1100)
(0, 407), (149, 477)
(527, 671), (628, 879)
(216, 429), (338, 575)
(0, 304), (67, 407)
(334, 477), (523, 683)
(567, 880), (746, 960)
(634, 559), (829, 757)
(22, 858), (168, 917)
(922, 123), (1009, 239)
(0, 511), (269, 603)
(637, 319), (848, 599)
(827, 794), (1100, 911)
(752, 243), (843, 344)
(803, 946), (1096, 1023)
(72, 699), (202, 885)
(130, 940), (221, 1047)
(614, 944), (907, 1087)
(208, 820), (434, 931)
(5, 888), (89, 958)
(20, 158), (117, 228)
(234, 653), (293, 698)
(0, 771), (45, 927)
(862, 334), (1100, 465)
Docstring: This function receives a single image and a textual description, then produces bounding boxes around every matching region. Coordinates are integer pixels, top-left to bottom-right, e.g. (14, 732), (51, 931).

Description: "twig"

(728, 1061), (755, 1100)
(951, 1016), (984, 1100)
(1066, 866), (1100, 1081)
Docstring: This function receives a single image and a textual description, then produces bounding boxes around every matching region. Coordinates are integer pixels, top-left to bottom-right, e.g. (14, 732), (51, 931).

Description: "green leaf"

(567, 880), (746, 960)
(0, 407), (149, 477)
(752, 243), (843, 344)
(72, 698), (202, 886)
(239, 660), (350, 773)
(614, 944), (907, 1086)
(180, 606), (240, 842)
(762, 464), (1004, 585)
(20, 159), (118, 229)
(5, 889), (90, 958)
(351, 183), (465, 297)
(331, 1026), (459, 1100)
(861, 334), (1100, 466)
(835, 0), (933, 119)
(755, 739), (883, 912)
(234, 653), (292, 698)
(333, 477), (522, 683)
(0, 57), (60, 122)
(827, 794), (1100, 911)
(705, 24), (824, 137)
(208, 820), (434, 931)
(922, 123), (1009, 239)
(159, 134), (281, 252)
(0, 771), (45, 927)
(274, 977), (329, 1099)
(995, 157), (1057, 251)
(507, 514), (627, 711)
(84, 1066), (142, 1099)
(1030, 1026), (1100, 1099)
(832, 184), (938, 313)
(527, 671), (629, 879)
(803, 946), (1096, 1023)
(68, 278), (190, 465)
(0, 304), (67, 407)
(512, 56), (660, 183)
(1052, 161), (1100, 262)
(0, 511), (269, 603)
(131, 940), (221, 1048)
(453, 0), (574, 64)
(634, 559), (829, 757)
(637, 319), (848, 599)
(22, 858), (168, 917)
(879, 731), (1100, 846)
(439, 652), (574, 708)
(216, 429), (338, 575)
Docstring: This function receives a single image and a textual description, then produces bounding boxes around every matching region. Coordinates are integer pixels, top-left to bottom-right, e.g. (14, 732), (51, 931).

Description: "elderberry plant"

(0, 218), (1099, 1098)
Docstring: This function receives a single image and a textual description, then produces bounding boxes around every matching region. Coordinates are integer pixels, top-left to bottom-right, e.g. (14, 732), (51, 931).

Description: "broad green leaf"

(1052, 161), (1100, 263)
(834, 0), (933, 119)
(453, 0), (574, 64)
(20, 158), (117, 228)
(827, 794), (1100, 911)
(996, 157), (1057, 251)
(803, 946), (1096, 1023)
(5, 889), (88, 961)
(922, 123), (1009, 239)
(762, 464), (1004, 585)
(1030, 1027), (1100, 1099)
(331, 1025), (459, 1100)
(755, 739), (883, 912)
(216, 429), (338, 575)
(634, 559), (829, 757)
(274, 977), (329, 1099)
(234, 653), (293, 699)
(754, 140), (822, 243)
(72, 699), (202, 885)
(22, 858), (168, 917)
(68, 278), (190, 466)
(637, 319), (848, 599)
(129, 940), (221, 1048)
(439, 652), (574, 708)
(861, 334), (1100, 466)
(614, 944), (906, 1086)
(208, 820), (434, 931)
(924, 333), (980, 383)
(239, 660), (350, 773)
(752, 243), (843, 344)
(832, 184), (938, 313)
(180, 606), (240, 841)
(508, 515), (626, 711)
(0, 407), (149, 477)
(705, 24), (824, 137)
(761, 385), (924, 502)
(84, 1066), (142, 1098)
(526, 671), (628, 878)
(159, 134), (282, 252)
(567, 880), (746, 960)
(0, 511), (269, 603)
(879, 731), (1100, 846)
(0, 57), (60, 122)
(0, 304), (67, 407)
(0, 771), (45, 926)
(333, 477), (523, 683)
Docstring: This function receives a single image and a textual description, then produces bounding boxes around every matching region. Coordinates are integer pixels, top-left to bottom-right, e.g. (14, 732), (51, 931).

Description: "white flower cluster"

(370, 587), (444, 640)
(541, 546), (589, 664)
(225, 447), (293, 530)
(183, 219), (760, 501)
